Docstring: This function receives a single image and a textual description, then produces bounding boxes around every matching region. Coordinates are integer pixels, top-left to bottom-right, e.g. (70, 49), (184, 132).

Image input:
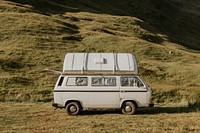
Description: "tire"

(66, 102), (81, 115)
(121, 101), (137, 115)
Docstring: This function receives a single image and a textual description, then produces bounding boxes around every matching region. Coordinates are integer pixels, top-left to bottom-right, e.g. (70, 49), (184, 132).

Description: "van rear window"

(66, 77), (88, 86)
(58, 77), (64, 86)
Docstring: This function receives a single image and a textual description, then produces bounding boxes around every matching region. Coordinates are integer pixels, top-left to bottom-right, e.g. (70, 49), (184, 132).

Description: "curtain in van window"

(91, 77), (116, 86)
(66, 77), (88, 86)
(121, 77), (144, 87)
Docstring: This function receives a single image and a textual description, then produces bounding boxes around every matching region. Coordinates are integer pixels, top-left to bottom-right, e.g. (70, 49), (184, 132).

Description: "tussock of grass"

(188, 93), (200, 108)
(153, 89), (183, 103)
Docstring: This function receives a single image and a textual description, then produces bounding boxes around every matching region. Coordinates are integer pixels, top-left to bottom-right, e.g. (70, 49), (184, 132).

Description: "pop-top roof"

(63, 53), (138, 75)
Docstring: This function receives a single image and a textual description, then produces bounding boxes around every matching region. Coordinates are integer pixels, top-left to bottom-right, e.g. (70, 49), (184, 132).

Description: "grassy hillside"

(0, 0), (200, 106)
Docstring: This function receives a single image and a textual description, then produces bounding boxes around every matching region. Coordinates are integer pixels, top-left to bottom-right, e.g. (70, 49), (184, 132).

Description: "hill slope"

(5, 0), (200, 50)
(0, 0), (200, 104)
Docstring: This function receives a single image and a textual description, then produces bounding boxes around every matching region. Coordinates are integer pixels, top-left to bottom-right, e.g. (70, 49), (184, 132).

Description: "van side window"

(66, 77), (87, 86)
(104, 77), (116, 86)
(91, 77), (102, 86)
(121, 77), (144, 87)
(92, 77), (116, 86)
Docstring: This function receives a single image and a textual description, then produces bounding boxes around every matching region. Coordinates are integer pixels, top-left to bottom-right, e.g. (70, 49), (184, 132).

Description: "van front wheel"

(121, 101), (137, 115)
(66, 102), (80, 115)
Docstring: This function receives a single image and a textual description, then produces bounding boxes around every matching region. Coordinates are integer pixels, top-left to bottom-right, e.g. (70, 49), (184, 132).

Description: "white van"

(52, 53), (154, 115)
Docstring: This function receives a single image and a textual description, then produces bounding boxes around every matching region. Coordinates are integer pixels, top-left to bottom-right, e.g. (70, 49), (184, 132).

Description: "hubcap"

(125, 106), (132, 112)
(69, 105), (77, 113)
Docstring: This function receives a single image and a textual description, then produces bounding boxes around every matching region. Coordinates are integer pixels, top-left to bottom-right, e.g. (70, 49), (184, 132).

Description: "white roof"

(63, 53), (138, 75)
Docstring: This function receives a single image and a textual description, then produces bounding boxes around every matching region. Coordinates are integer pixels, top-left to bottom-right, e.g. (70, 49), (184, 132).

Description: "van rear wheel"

(66, 102), (81, 115)
(121, 101), (137, 115)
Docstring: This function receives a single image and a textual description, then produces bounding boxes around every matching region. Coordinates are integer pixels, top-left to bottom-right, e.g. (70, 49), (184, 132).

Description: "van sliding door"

(90, 77), (119, 108)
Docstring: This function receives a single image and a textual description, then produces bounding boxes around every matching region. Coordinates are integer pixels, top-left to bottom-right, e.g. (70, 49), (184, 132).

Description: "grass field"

(0, 0), (200, 132)
(0, 0), (199, 103)
(0, 103), (199, 133)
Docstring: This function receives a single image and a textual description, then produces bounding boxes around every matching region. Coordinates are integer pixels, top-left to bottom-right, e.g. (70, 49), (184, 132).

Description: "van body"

(52, 53), (154, 115)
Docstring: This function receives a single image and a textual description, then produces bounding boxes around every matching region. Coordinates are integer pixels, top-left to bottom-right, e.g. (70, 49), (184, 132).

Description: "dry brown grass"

(0, 102), (199, 133)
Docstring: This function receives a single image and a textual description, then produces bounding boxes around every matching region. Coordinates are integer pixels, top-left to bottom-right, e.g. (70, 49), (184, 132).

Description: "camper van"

(52, 53), (154, 115)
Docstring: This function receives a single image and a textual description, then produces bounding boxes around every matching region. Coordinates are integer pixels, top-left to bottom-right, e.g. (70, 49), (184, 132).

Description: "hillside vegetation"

(0, 0), (200, 106)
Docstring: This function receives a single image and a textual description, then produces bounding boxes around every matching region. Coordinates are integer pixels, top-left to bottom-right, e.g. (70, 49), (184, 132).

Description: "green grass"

(0, 0), (200, 105)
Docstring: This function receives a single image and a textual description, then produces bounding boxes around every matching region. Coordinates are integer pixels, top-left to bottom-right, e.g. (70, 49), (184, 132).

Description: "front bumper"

(149, 103), (154, 107)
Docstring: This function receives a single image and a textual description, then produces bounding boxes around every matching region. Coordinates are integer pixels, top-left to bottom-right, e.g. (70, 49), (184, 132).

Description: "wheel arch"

(120, 100), (138, 109)
(65, 100), (83, 110)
